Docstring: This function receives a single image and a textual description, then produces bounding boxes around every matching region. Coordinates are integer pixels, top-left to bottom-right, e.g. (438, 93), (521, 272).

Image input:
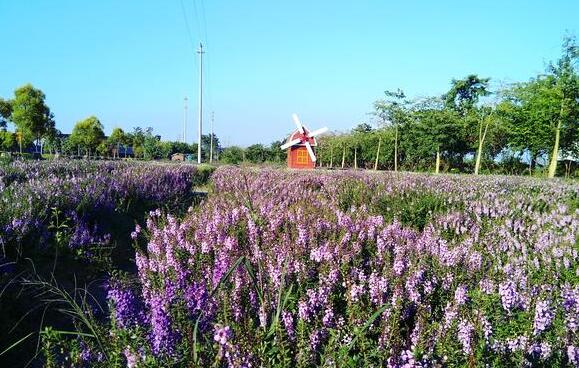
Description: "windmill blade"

(304, 141), (316, 162)
(292, 113), (305, 134)
(307, 127), (328, 138)
(280, 138), (301, 150)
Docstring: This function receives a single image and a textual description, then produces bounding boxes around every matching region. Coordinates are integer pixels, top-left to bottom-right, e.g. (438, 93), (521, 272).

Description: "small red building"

(285, 129), (317, 169)
(280, 114), (327, 169)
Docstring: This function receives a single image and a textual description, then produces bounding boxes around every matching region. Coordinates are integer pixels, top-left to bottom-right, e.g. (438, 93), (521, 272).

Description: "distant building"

(171, 153), (185, 161)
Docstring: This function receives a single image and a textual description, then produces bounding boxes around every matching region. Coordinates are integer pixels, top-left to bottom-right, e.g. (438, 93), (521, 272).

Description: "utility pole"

(210, 111), (214, 163)
(197, 42), (205, 164)
(183, 97), (188, 143)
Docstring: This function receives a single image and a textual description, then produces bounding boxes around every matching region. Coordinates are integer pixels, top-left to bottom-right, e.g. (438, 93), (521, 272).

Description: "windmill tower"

(280, 114), (328, 169)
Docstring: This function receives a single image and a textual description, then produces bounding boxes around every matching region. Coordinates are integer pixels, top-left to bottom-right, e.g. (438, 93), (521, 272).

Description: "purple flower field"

(4, 164), (577, 367)
(90, 167), (578, 367)
(0, 160), (214, 367)
(0, 160), (207, 261)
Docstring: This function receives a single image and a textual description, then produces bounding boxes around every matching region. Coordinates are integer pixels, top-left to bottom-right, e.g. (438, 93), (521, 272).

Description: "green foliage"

(142, 130), (162, 160)
(374, 189), (449, 230)
(10, 84), (55, 149)
(501, 77), (563, 158)
(374, 88), (412, 128)
(0, 130), (16, 151)
(107, 127), (127, 158)
(443, 74), (490, 114)
(69, 116), (105, 155)
(501, 36), (578, 175)
(403, 98), (466, 170)
(201, 133), (220, 160)
(193, 164), (216, 185)
(335, 178), (450, 230)
(245, 144), (268, 163)
(220, 146), (245, 164)
(0, 97), (12, 128)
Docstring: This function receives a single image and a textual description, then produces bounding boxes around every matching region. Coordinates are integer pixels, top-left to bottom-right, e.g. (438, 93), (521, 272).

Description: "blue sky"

(0, 0), (577, 146)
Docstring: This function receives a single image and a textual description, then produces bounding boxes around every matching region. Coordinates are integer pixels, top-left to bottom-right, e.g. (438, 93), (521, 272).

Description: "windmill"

(280, 114), (328, 169)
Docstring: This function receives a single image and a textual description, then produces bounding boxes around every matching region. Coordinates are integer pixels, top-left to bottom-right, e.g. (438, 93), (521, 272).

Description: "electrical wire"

(199, 0), (213, 123)
(179, 0), (198, 67)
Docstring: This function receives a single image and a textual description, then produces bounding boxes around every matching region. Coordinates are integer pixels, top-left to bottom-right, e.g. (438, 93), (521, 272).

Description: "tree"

(0, 130), (16, 152)
(108, 127), (126, 158)
(245, 144), (267, 163)
(157, 141), (173, 160)
(352, 123), (373, 134)
(268, 140), (285, 163)
(69, 116), (105, 156)
(168, 141), (195, 155)
(0, 98), (12, 130)
(43, 128), (64, 155)
(501, 37), (579, 178)
(501, 80), (557, 172)
(473, 106), (493, 175)
(318, 133), (344, 168)
(374, 89), (412, 172)
(442, 75), (492, 171)
(10, 84), (55, 152)
(547, 35), (579, 178)
(201, 133), (221, 161)
(220, 146), (245, 164)
(96, 141), (108, 157)
(402, 98), (462, 173)
(129, 127), (147, 158)
(443, 75), (490, 115)
(142, 129), (162, 160)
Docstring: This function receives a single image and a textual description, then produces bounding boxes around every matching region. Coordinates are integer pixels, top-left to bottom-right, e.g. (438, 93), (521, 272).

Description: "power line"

(199, 0), (208, 45)
(191, 0), (202, 42)
(179, 0), (212, 155)
(198, 0), (213, 122)
(179, 0), (198, 58)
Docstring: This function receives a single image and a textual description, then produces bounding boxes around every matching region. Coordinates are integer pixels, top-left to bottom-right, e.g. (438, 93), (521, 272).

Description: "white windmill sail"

(304, 141), (316, 162)
(280, 138), (301, 150)
(292, 113), (305, 134)
(307, 127), (328, 138)
(280, 114), (328, 165)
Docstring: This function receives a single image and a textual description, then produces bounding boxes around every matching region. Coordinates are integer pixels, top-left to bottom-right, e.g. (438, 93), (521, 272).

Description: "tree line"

(0, 87), (221, 161)
(315, 36), (578, 178)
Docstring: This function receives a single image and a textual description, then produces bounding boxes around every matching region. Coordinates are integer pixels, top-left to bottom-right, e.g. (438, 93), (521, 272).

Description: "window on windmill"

(296, 149), (308, 164)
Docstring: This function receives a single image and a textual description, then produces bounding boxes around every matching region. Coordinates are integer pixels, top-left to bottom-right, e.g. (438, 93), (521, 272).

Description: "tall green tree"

(501, 80), (558, 171)
(245, 144), (268, 163)
(268, 140), (285, 163)
(201, 133), (221, 161)
(406, 98), (462, 173)
(501, 36), (578, 178)
(10, 84), (55, 152)
(128, 127), (148, 158)
(69, 116), (105, 156)
(547, 35), (579, 177)
(43, 128), (63, 155)
(108, 127), (126, 158)
(374, 89), (412, 172)
(473, 106), (494, 175)
(443, 75), (491, 170)
(142, 128), (162, 160)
